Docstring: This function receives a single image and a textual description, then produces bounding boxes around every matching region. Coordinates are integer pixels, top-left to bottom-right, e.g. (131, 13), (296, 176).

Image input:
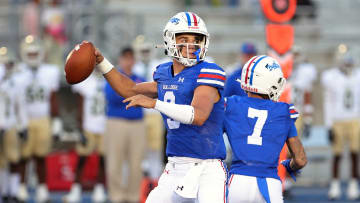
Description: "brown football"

(65, 41), (96, 84)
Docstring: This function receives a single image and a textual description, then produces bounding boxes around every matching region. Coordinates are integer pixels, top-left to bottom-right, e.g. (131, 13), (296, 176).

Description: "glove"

(18, 129), (28, 142)
(281, 159), (300, 181)
(328, 129), (334, 144)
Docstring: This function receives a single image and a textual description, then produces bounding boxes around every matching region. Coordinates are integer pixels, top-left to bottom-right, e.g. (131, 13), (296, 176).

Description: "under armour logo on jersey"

(178, 77), (185, 83)
(176, 186), (184, 191)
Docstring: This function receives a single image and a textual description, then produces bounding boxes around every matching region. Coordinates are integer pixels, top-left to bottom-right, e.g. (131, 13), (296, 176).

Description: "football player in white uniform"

(64, 70), (106, 202)
(16, 35), (60, 203)
(322, 50), (360, 200)
(290, 47), (317, 138)
(0, 48), (28, 201)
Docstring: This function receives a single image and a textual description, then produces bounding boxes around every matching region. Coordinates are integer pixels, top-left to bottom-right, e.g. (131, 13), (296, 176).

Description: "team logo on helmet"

(265, 62), (280, 71)
(170, 17), (180, 25)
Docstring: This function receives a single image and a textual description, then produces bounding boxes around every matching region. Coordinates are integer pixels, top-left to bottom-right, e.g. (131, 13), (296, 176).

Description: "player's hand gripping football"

(93, 46), (104, 65)
(123, 95), (156, 110)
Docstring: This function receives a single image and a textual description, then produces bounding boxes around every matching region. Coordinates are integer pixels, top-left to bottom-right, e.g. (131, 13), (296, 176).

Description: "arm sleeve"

(16, 86), (28, 130)
(196, 66), (226, 90)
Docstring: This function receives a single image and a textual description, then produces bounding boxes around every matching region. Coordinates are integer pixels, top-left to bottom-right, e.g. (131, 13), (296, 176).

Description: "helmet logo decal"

(185, 12), (199, 28)
(265, 62), (280, 71)
(170, 17), (180, 25)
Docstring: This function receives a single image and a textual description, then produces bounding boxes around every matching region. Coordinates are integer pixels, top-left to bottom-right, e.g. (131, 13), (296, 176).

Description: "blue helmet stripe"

(250, 55), (267, 85)
(185, 12), (191, 26)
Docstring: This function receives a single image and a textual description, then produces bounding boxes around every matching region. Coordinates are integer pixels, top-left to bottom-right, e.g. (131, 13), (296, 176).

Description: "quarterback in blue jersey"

(93, 12), (227, 203)
(224, 55), (307, 203)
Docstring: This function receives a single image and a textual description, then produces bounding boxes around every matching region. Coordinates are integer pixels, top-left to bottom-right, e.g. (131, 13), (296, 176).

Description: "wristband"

(97, 57), (114, 75)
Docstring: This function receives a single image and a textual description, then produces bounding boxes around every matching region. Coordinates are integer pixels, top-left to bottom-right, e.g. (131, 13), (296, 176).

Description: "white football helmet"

(240, 55), (286, 101)
(163, 12), (209, 67)
(0, 47), (16, 76)
(20, 35), (44, 67)
(132, 35), (154, 64)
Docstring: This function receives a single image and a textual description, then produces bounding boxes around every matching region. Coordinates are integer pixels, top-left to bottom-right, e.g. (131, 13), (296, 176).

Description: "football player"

(64, 70), (106, 203)
(0, 48), (28, 201)
(224, 56), (307, 203)
(16, 35), (61, 203)
(322, 48), (360, 200)
(289, 46), (317, 138)
(93, 12), (227, 203)
(132, 36), (165, 180)
(224, 42), (257, 97)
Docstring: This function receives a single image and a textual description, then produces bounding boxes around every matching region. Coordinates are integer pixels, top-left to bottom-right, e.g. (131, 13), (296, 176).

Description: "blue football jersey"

(224, 96), (299, 180)
(224, 68), (247, 97)
(153, 61), (226, 159)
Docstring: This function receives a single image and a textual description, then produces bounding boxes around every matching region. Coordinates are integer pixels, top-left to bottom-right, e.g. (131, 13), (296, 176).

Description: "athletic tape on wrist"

(97, 57), (114, 75)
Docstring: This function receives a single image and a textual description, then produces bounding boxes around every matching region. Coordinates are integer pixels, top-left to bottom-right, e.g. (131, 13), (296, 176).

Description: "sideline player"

(16, 35), (60, 202)
(91, 12), (227, 203)
(224, 55), (307, 202)
(64, 70), (106, 202)
(322, 50), (360, 200)
(0, 48), (28, 201)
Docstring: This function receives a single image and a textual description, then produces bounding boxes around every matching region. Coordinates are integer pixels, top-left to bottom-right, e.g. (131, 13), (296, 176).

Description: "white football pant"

(146, 158), (227, 203)
(228, 174), (283, 203)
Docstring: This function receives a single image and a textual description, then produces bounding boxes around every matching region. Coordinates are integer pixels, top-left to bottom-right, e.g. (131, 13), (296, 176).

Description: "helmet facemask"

(165, 31), (208, 67)
(20, 35), (44, 68)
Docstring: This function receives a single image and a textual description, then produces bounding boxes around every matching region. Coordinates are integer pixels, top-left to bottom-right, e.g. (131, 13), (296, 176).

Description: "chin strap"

(194, 48), (201, 62)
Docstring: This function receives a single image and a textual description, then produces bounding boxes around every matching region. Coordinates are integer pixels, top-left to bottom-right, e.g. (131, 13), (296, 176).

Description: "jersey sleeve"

(288, 121), (298, 138)
(289, 104), (299, 122)
(45, 65), (60, 91)
(152, 64), (163, 82)
(196, 65), (226, 90)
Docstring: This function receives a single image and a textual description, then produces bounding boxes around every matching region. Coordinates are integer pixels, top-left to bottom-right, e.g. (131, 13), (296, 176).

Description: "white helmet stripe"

(249, 55), (268, 85)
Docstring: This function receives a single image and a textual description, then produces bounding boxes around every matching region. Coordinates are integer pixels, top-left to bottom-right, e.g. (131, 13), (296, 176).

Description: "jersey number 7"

(247, 107), (268, 146)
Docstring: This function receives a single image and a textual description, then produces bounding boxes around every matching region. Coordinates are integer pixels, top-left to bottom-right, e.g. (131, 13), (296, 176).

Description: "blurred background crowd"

(0, 0), (360, 202)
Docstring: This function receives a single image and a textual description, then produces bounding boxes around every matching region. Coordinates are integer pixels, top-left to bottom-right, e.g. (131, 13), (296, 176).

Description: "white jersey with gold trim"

(18, 63), (60, 119)
(290, 63), (317, 113)
(72, 74), (106, 134)
(321, 67), (360, 127)
(0, 65), (28, 130)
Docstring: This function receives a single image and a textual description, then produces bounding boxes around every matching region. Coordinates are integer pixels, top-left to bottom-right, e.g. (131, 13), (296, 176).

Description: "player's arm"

(15, 86), (28, 141)
(190, 85), (219, 125)
(124, 85), (219, 126)
(286, 136), (307, 171)
(51, 91), (62, 137)
(95, 48), (158, 98)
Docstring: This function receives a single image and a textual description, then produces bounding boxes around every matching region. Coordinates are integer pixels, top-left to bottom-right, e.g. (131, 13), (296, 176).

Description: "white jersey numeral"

(247, 107), (268, 146)
(164, 91), (180, 129)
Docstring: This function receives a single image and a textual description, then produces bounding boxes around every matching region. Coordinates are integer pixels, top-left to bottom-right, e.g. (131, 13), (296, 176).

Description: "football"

(65, 41), (96, 84)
